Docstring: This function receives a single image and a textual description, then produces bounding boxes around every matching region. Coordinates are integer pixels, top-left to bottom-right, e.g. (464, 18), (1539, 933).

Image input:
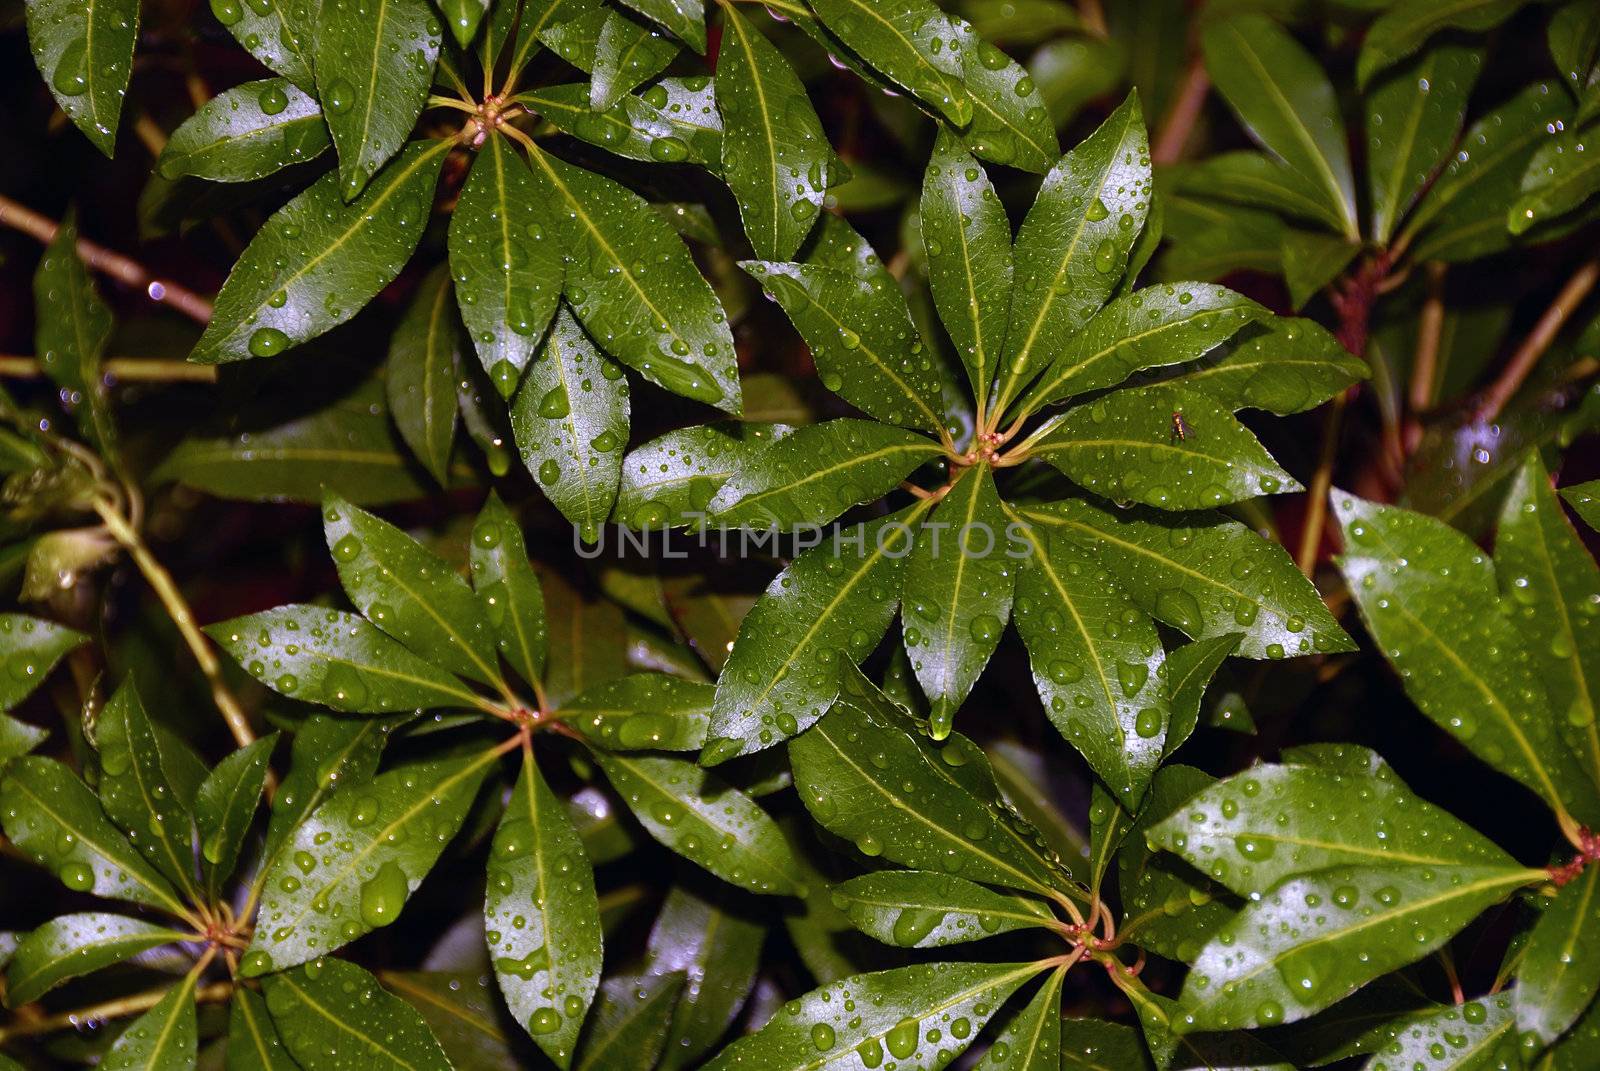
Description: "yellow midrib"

(726, 11), (782, 254)
(1028, 305), (1246, 407)
(278, 973), (431, 1071)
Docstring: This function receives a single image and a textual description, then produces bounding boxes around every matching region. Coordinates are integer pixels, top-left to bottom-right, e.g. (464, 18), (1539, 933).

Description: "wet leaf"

(159, 79), (329, 183)
(194, 734), (277, 898)
(439, 0), (490, 46)
(562, 673), (712, 751)
(591, 9), (679, 111)
(540, 569), (629, 706)
(486, 754), (602, 1067)
(972, 967), (1062, 1070)
(33, 212), (115, 453)
(948, 17), (1056, 175)
(811, 0), (969, 123)
(612, 422), (788, 530)
(620, 0), (704, 50)
(0, 714), (48, 764)
(1174, 317), (1367, 416)
(5, 913), (188, 1007)
(449, 134), (563, 387)
(315, 0), (441, 199)
(1358, 0), (1524, 88)
(386, 265), (463, 484)
(644, 886), (764, 1070)
(1508, 120), (1600, 235)
(227, 987), (299, 1070)
(378, 971), (518, 1069)
(213, 0), (316, 89)
(0, 614), (87, 713)
(97, 681), (200, 899)
(244, 748), (496, 973)
(192, 140), (449, 364)
(1176, 151), (1350, 233)
(1515, 865), (1600, 1044)
(1364, 43), (1481, 242)
(1060, 1018), (1152, 1071)
(1357, 994), (1522, 1070)
(829, 871), (1054, 948)
(102, 968), (198, 1071)
(539, 5), (610, 72)
(262, 715), (397, 868)
(469, 493), (547, 687)
(520, 80), (722, 172)
(1161, 634), (1242, 759)
(1563, 479), (1600, 531)
(575, 972), (685, 1071)
(1281, 230), (1361, 312)
(264, 958), (451, 1070)
(24, 0), (139, 156)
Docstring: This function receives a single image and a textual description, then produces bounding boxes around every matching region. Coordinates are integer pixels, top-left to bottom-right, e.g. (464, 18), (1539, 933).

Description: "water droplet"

(358, 859), (409, 928)
(249, 327), (290, 357)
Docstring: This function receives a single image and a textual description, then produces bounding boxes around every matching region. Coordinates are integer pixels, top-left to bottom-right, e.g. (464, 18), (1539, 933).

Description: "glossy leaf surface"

(159, 79), (328, 183)
(24, 0), (139, 155)
(0, 615), (86, 712)
(830, 871), (1054, 948)
(5, 913), (187, 1006)
(264, 958), (452, 1070)
(386, 265), (462, 484)
(469, 493), (548, 687)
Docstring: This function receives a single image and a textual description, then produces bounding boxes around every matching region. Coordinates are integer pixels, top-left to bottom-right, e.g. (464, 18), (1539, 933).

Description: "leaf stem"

(1477, 257), (1600, 423)
(1403, 262), (1447, 454)
(427, 94), (480, 115)
(0, 355), (218, 383)
(1151, 56), (1209, 166)
(0, 194), (214, 325)
(1295, 393), (1345, 577)
(0, 981), (232, 1043)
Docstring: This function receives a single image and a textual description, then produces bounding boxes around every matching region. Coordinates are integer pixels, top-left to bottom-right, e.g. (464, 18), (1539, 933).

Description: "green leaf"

(595, 750), (803, 894)
(539, 5), (610, 72)
(487, 754), (602, 1067)
(244, 748), (496, 973)
(97, 681), (200, 899)
(812, 0), (970, 123)
(972, 968), (1063, 1070)
(789, 683), (1062, 897)
(5, 913), (188, 1007)
(1177, 862), (1539, 1031)
(1358, 0), (1524, 89)
(1281, 230), (1362, 312)
(213, 0), (316, 89)
(951, 0), (1079, 46)
(1173, 317), (1368, 416)
(1060, 1019), (1152, 1071)
(1201, 15), (1357, 239)
(1544, 982), (1600, 1068)
(1161, 634), (1242, 759)
(1160, 187), (1285, 281)
(704, 506), (923, 762)
(264, 959), (451, 1070)
(829, 870), (1054, 948)
(1497, 454), (1600, 796)
(1017, 283), (1267, 413)
(439, 0), (491, 46)
(901, 465), (1015, 735)
(449, 134), (563, 387)
(1335, 492), (1600, 827)
(0, 714), (48, 763)
(324, 492), (501, 686)
(158, 79), (329, 183)
(1147, 761), (1517, 898)
(207, 605), (480, 712)
(562, 673), (712, 750)
(706, 420), (940, 528)
(743, 248), (946, 434)
(1563, 479), (1600, 531)
(192, 139), (449, 364)
(620, 0), (704, 50)
(540, 569), (629, 706)
(24, 0), (139, 156)
(33, 211), (115, 453)
(102, 968), (198, 1071)
(1365, 43), (1481, 242)
(194, 734), (277, 897)
(1176, 151), (1350, 232)
(262, 714), (396, 866)
(1358, 995), (1523, 1070)
(518, 80), (723, 172)
(703, 960), (1036, 1070)
(717, 5), (832, 261)
(1516, 866), (1600, 1044)
(1509, 121), (1600, 234)
(613, 421), (788, 529)
(575, 972), (686, 1071)
(920, 131), (1013, 406)
(511, 308), (630, 540)
(948, 18), (1056, 175)
(379, 970), (519, 1069)
(315, 0), (441, 199)
(591, 9), (679, 111)
(523, 143), (741, 412)
(469, 493), (547, 687)
(385, 265), (462, 484)
(997, 92), (1151, 412)
(644, 886), (764, 1070)
(0, 614), (87, 712)
(227, 987), (299, 1070)
(1031, 385), (1300, 510)
(1552, 0), (1600, 119)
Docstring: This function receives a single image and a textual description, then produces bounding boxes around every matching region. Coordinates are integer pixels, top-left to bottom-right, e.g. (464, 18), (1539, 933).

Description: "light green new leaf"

(702, 961), (1038, 1071)
(386, 265), (462, 484)
(1358, 0), (1524, 89)
(1032, 385), (1299, 510)
(902, 465), (1015, 736)
(324, 492), (500, 685)
(315, 0), (441, 199)
(264, 959), (451, 1070)
(645, 887), (764, 1070)
(212, 0), (316, 88)
(704, 507), (923, 762)
(227, 987), (299, 1070)
(511, 309), (630, 541)
(1509, 122), (1600, 235)
(207, 605), (481, 712)
(1177, 863), (1539, 1032)
(159, 79), (328, 183)
(612, 421), (788, 529)
(1147, 761), (1516, 898)
(244, 748), (496, 973)
(1174, 317), (1367, 415)
(997, 92), (1150, 413)
(1018, 283), (1267, 413)
(5, 914), (188, 1007)
(487, 755), (602, 1067)
(449, 134), (563, 388)
(469, 492), (547, 687)
(949, 17), (1056, 174)
(0, 614), (87, 713)
(830, 871), (1054, 948)
(1365, 43), (1481, 242)
(706, 420), (940, 528)
(717, 5), (832, 261)
(195, 734), (277, 897)
(98, 681), (200, 899)
(102, 968), (198, 1071)
(810, 0), (970, 123)
(1335, 492), (1600, 827)
(1563, 479), (1600, 531)
(973, 969), (1063, 1071)
(575, 972), (685, 1071)
(519, 81), (722, 172)
(33, 212), (115, 452)
(192, 140), (449, 364)
(921, 131), (1013, 405)
(24, 0), (139, 156)
(1201, 15), (1356, 239)
(523, 143), (741, 412)
(1161, 634), (1242, 759)
(562, 673), (712, 751)
(594, 751), (803, 895)
(591, 9), (679, 111)
(1516, 866), (1600, 1044)
(1497, 454), (1600, 795)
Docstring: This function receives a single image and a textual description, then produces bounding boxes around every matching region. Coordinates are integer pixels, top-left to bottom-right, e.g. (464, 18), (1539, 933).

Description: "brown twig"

(0, 981), (233, 1043)
(0, 193), (213, 325)
(1404, 263), (1447, 454)
(1152, 57), (1209, 166)
(1477, 258), (1600, 423)
(1077, 0), (1107, 36)
(0, 355), (218, 383)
